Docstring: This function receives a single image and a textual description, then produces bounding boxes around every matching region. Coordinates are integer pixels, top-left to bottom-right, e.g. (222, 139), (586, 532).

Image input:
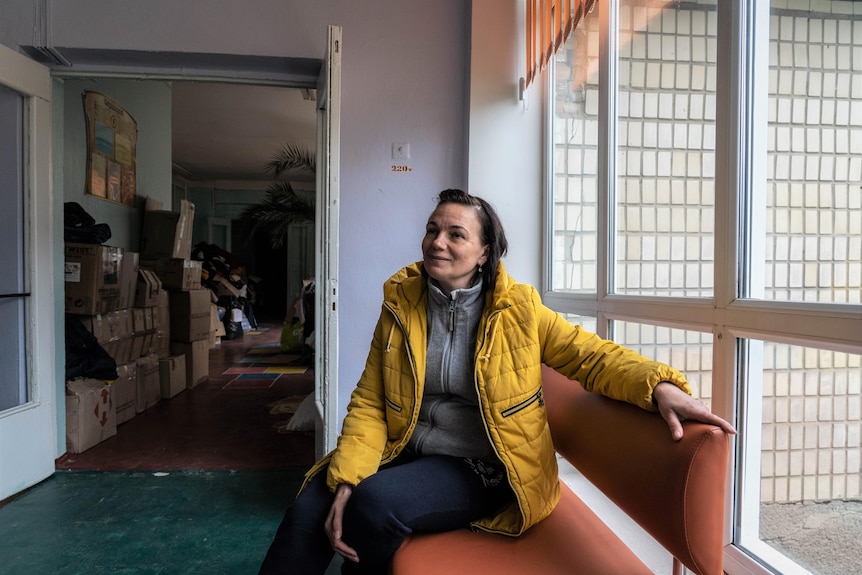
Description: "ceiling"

(22, 47), (322, 186)
(170, 81), (318, 184)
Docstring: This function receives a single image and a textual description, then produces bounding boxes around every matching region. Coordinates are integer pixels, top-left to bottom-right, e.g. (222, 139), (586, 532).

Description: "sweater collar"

(427, 277), (484, 306)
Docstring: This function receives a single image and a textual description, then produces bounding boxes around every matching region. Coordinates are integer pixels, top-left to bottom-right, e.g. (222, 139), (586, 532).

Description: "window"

(0, 83), (28, 412)
(616, 2), (717, 297)
(547, 1), (861, 574)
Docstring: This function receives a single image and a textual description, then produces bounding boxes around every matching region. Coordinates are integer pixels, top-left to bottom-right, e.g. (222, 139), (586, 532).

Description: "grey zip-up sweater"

(406, 279), (497, 462)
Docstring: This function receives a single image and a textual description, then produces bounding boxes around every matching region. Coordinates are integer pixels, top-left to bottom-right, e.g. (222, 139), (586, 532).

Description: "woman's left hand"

(652, 382), (737, 441)
(325, 484), (360, 563)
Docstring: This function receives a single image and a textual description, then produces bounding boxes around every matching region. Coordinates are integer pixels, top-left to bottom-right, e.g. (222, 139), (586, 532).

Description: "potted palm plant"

(237, 142), (316, 353)
(238, 142), (316, 248)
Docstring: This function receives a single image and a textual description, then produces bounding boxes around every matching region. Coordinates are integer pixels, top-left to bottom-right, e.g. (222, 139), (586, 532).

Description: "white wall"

(0, 0), (479, 432)
(468, 0), (544, 288)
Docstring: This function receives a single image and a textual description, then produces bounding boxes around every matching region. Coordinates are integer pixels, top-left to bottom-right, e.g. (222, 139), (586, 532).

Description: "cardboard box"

(140, 258), (202, 291)
(103, 336), (132, 366)
(135, 354), (160, 412)
(169, 289), (212, 342)
(212, 275), (241, 299)
(170, 339), (209, 389)
(211, 304), (226, 337)
(64, 243), (123, 315)
(135, 268), (162, 307)
(132, 308), (146, 334)
(80, 310), (130, 344)
(154, 290), (171, 358)
(129, 333), (145, 360)
(141, 332), (155, 357)
(118, 251), (140, 309)
(159, 355), (187, 399)
(140, 199), (195, 260)
(143, 307), (155, 331)
(154, 331), (171, 359)
(112, 363), (138, 425)
(103, 309), (133, 342)
(66, 378), (117, 453)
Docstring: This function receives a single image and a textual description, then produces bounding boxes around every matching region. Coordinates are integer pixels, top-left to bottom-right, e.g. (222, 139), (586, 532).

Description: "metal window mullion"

(596, 0), (619, 340)
(542, 53), (555, 297)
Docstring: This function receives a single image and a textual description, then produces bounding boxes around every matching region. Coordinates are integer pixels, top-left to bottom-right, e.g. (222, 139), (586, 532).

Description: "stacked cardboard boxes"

(64, 243), (144, 450)
(64, 199), (217, 454)
(140, 200), (210, 391)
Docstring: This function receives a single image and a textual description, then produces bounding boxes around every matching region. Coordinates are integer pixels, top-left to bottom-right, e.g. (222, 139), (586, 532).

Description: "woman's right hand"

(325, 483), (360, 563)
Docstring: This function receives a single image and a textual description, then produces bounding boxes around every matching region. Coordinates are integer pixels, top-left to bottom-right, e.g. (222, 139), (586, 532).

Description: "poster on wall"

(83, 91), (138, 207)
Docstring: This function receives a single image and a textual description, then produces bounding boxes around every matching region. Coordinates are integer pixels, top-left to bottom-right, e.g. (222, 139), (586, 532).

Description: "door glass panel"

(550, 6), (600, 293)
(615, 1), (717, 297)
(762, 3), (862, 303)
(739, 339), (861, 575)
(0, 83), (28, 411)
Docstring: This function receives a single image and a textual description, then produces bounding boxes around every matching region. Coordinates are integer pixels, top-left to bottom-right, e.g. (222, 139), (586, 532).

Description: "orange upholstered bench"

(389, 365), (731, 575)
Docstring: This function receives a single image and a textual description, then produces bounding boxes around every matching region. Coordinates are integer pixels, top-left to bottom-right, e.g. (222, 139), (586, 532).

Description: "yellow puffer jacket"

(303, 261), (690, 536)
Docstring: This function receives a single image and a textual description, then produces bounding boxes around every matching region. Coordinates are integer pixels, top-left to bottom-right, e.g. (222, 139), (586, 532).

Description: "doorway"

(39, 35), (339, 495)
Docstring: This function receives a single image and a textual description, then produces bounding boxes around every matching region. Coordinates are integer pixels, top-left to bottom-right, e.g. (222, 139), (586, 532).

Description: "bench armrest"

(542, 365), (730, 575)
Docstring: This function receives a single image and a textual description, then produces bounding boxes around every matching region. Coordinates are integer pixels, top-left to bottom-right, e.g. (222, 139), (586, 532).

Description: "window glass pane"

(0, 83), (28, 411)
(615, 1), (717, 297)
(613, 321), (713, 404)
(761, 3), (862, 303)
(740, 340), (861, 575)
(550, 7), (600, 293)
(561, 313), (598, 334)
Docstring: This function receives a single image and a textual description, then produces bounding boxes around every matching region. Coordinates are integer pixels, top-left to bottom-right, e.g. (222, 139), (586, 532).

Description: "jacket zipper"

(448, 297), (456, 332)
(381, 301), (420, 463)
(500, 388), (545, 418)
(470, 304), (528, 536)
(384, 397), (402, 413)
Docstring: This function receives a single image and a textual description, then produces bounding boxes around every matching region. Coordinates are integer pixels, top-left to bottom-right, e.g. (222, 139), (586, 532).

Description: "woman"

(259, 189), (735, 575)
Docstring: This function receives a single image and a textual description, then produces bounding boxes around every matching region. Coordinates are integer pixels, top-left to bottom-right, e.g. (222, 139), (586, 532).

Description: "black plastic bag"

(63, 202), (112, 244)
(219, 295), (244, 340)
(65, 315), (118, 381)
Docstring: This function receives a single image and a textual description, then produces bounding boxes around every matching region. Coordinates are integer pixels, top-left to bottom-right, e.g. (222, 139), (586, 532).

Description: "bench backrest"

(541, 365), (730, 575)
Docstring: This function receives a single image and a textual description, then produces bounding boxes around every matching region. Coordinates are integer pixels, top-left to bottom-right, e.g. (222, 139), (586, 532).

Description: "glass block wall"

(552, 0), (861, 502)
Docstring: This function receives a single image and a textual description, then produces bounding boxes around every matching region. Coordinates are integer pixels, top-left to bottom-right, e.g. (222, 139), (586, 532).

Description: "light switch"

(392, 142), (411, 160)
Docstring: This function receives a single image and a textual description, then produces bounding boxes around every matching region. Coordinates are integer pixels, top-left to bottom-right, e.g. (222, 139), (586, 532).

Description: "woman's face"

(422, 202), (488, 295)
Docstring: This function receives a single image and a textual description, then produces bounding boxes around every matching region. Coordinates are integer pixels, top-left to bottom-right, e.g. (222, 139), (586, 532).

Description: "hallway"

(56, 319), (317, 472)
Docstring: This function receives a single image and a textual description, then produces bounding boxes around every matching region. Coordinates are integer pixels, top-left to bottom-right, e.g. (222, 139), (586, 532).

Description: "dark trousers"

(258, 454), (511, 575)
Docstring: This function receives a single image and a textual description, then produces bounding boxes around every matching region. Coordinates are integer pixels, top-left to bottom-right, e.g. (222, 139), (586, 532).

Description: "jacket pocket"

(500, 387), (545, 418)
(384, 396), (403, 413)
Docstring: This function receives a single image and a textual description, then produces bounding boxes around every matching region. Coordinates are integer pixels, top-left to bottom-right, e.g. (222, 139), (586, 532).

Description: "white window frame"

(542, 1), (862, 574)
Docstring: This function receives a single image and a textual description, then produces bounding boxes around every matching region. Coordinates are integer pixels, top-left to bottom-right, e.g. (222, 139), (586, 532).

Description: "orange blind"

(525, 0), (597, 88)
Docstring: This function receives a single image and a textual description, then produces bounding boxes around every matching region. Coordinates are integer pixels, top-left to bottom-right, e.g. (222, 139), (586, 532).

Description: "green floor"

(0, 469), (341, 575)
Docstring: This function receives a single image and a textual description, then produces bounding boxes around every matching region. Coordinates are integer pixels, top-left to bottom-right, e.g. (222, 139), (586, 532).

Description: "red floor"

(56, 320), (317, 471)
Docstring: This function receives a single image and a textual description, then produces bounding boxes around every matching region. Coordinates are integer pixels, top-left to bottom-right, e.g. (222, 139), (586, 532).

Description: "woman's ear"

(479, 246), (489, 267)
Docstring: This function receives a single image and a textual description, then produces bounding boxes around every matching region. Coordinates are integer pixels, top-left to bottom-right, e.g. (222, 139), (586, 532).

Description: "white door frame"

(0, 35), (341, 500)
(314, 25), (342, 457)
(0, 43), (58, 501)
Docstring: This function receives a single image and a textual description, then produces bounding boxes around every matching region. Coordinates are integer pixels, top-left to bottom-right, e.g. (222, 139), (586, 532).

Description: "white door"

(0, 44), (58, 500)
(314, 25), (342, 458)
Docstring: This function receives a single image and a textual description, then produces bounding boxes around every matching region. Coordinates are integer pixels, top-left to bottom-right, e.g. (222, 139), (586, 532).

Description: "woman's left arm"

(652, 382), (737, 440)
(533, 289), (733, 433)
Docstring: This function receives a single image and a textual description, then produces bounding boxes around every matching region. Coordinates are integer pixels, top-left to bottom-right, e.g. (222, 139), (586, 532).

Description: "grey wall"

(60, 78), (173, 252)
